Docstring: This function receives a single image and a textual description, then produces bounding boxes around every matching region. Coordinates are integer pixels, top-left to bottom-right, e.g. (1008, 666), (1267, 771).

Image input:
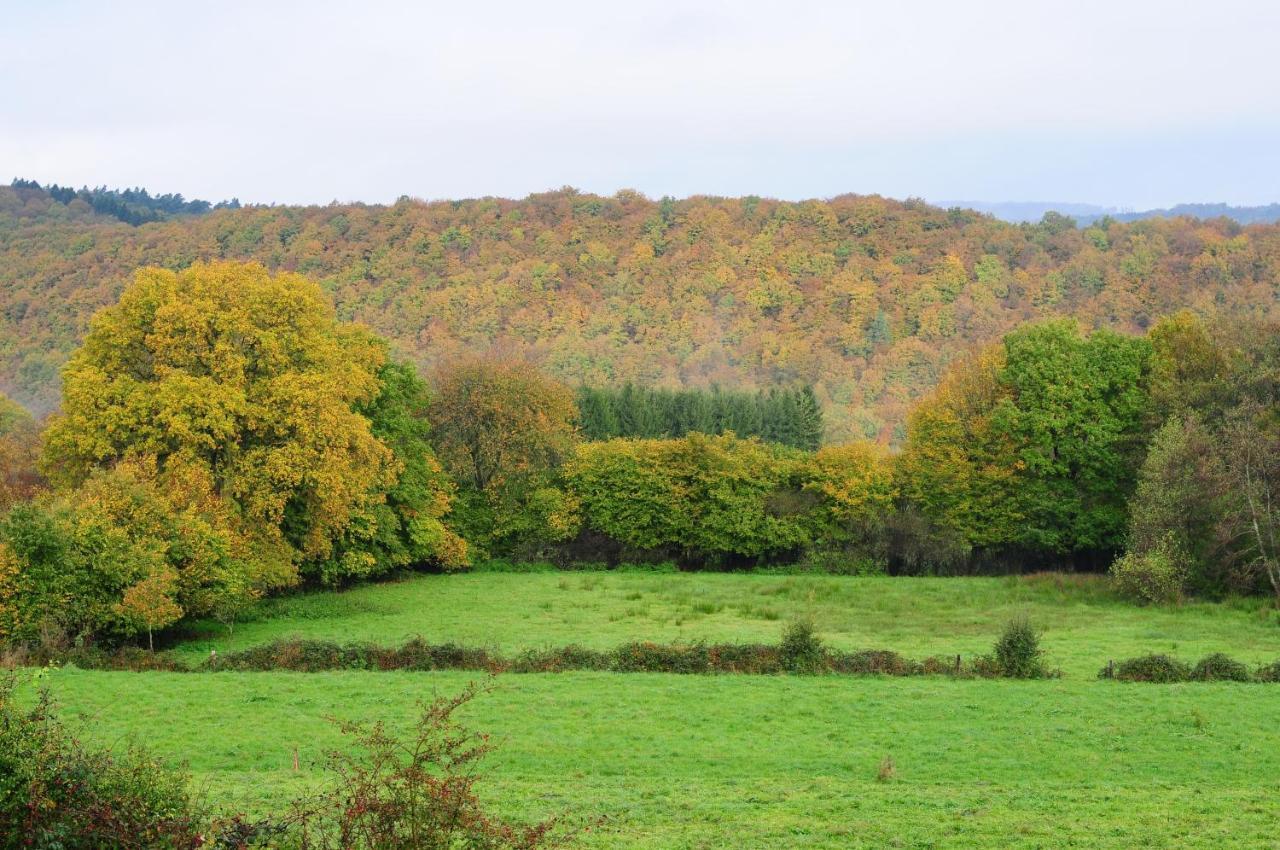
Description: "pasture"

(31, 571), (1280, 848)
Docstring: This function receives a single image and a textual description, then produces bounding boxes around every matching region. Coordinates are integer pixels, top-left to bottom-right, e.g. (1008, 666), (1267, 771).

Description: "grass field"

(33, 670), (1280, 848)
(175, 571), (1280, 678)
(28, 571), (1280, 848)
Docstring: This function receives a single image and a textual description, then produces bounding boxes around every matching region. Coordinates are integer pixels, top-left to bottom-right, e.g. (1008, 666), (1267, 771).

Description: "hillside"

(2, 184), (1278, 441)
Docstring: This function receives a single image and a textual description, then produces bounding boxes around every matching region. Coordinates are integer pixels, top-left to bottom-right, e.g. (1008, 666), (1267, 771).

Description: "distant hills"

(945, 200), (1280, 226)
(4, 179), (1279, 443)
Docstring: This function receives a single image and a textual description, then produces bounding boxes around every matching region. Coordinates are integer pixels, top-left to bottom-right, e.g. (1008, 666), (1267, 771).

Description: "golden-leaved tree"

(4, 261), (468, 644)
(42, 261), (397, 566)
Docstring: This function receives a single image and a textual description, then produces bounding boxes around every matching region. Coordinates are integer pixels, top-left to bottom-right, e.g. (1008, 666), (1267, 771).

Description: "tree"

(1119, 314), (1280, 600)
(1126, 417), (1229, 594)
(992, 320), (1150, 553)
(115, 566), (183, 651)
(41, 261), (397, 567)
(1218, 407), (1280, 601)
(317, 360), (468, 583)
(898, 321), (1150, 562)
(0, 394), (41, 512)
(430, 359), (579, 557)
(430, 359), (578, 494)
(565, 433), (813, 564)
(1, 457), (291, 644)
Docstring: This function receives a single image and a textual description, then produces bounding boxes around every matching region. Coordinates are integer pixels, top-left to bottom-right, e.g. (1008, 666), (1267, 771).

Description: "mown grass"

(175, 571), (1280, 678)
(29, 668), (1280, 849)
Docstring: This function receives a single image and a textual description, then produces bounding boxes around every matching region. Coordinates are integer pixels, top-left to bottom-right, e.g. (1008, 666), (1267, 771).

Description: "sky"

(4, 0), (1279, 208)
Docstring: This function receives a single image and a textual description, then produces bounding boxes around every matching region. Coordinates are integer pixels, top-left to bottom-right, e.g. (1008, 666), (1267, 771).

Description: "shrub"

(0, 675), (204, 848)
(1105, 654), (1192, 683)
(830, 649), (917, 676)
(992, 617), (1048, 678)
(610, 641), (711, 673)
(1255, 659), (1280, 683)
(706, 643), (782, 674)
(792, 547), (886, 576)
(1191, 653), (1252, 682)
(1110, 543), (1188, 605)
(779, 620), (826, 674)
(288, 683), (572, 849)
(511, 645), (611, 673)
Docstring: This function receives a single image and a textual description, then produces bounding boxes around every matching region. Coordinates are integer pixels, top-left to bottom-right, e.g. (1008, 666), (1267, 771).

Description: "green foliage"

(991, 321), (1151, 553)
(779, 619), (825, 673)
(1124, 417), (1226, 595)
(1119, 313), (1280, 600)
(0, 675), (203, 849)
(1, 458), (289, 644)
(1104, 654), (1192, 683)
(566, 433), (812, 563)
(316, 360), (468, 584)
(1190, 653), (1251, 682)
(577, 384), (823, 450)
(1109, 541), (1188, 605)
(991, 617), (1049, 679)
(898, 320), (1151, 562)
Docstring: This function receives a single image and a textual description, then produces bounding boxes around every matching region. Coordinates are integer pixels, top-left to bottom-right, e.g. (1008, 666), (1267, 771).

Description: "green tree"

(316, 360), (468, 583)
(991, 320), (1151, 553)
(899, 321), (1150, 560)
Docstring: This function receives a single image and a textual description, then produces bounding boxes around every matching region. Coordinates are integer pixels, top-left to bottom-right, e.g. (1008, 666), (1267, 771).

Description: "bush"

(610, 641), (711, 673)
(992, 617), (1048, 678)
(706, 643), (782, 674)
(1191, 653), (1252, 682)
(288, 683), (572, 849)
(1255, 659), (1280, 683)
(0, 675), (204, 849)
(1110, 543), (1187, 605)
(792, 547), (886, 576)
(779, 620), (826, 674)
(830, 649), (918, 676)
(1104, 654), (1193, 683)
(510, 645), (611, 673)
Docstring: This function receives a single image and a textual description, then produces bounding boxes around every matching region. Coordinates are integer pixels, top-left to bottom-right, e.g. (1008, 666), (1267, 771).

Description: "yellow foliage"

(42, 261), (397, 562)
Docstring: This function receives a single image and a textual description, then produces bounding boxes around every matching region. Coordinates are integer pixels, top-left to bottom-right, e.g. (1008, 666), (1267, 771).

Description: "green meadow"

(27, 571), (1280, 848)
(176, 571), (1280, 678)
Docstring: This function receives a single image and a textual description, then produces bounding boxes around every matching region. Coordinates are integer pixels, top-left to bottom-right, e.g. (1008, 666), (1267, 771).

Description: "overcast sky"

(4, 0), (1279, 208)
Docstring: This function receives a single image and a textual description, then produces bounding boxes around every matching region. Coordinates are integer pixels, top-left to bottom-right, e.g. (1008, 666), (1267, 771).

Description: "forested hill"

(2, 183), (1278, 441)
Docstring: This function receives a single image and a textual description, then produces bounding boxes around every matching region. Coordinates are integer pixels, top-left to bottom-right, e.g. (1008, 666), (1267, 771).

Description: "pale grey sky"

(4, 0), (1278, 207)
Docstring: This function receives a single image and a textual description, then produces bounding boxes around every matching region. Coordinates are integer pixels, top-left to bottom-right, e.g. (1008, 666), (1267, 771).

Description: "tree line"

(9, 178), (237, 226)
(0, 261), (1276, 650)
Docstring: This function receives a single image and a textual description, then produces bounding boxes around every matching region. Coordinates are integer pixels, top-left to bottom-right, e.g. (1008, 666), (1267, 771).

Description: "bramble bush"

(0, 675), (204, 849)
(1102, 654), (1192, 683)
(1191, 653), (1251, 682)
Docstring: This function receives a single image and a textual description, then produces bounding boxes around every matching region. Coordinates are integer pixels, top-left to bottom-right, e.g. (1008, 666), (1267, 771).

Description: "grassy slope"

(175, 572), (1280, 678)
(39, 669), (1280, 849)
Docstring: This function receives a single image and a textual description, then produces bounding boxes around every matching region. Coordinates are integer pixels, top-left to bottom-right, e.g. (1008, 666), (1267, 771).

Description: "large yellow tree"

(42, 261), (397, 564)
